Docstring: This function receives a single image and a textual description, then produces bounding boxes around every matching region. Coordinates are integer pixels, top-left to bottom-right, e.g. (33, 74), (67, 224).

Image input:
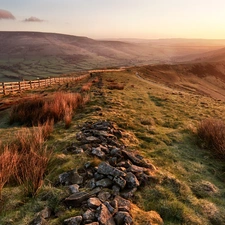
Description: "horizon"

(1, 0), (225, 40)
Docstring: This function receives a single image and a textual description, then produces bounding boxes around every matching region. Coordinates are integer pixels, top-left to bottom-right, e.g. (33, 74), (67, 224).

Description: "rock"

(122, 150), (156, 169)
(112, 185), (120, 195)
(110, 148), (121, 156)
(59, 171), (70, 185)
(94, 172), (105, 181)
(85, 178), (96, 189)
(88, 197), (102, 209)
(92, 147), (105, 158)
(73, 148), (84, 154)
(98, 191), (111, 202)
(108, 157), (117, 166)
(104, 201), (115, 214)
(70, 171), (84, 185)
(121, 188), (137, 199)
(114, 212), (133, 225)
(125, 172), (140, 188)
(114, 196), (131, 212)
(63, 216), (82, 225)
(64, 191), (90, 207)
(69, 184), (80, 194)
(117, 160), (132, 168)
(97, 204), (115, 225)
(83, 209), (96, 222)
(86, 136), (101, 143)
(97, 162), (126, 177)
(39, 207), (51, 219)
(85, 223), (99, 225)
(96, 178), (113, 188)
(128, 164), (148, 173)
(29, 215), (47, 225)
(113, 176), (126, 189)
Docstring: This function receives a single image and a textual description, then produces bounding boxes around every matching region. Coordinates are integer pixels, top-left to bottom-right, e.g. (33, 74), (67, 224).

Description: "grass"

(1, 69), (225, 224)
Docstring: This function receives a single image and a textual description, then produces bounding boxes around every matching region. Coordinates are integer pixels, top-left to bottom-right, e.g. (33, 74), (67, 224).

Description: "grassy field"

(1, 69), (225, 224)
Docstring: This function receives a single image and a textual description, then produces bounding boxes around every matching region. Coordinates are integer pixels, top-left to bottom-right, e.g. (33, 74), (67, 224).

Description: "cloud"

(23, 16), (44, 22)
(0, 9), (15, 20)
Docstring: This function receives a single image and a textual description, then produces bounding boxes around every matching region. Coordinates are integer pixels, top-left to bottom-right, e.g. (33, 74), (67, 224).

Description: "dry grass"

(107, 82), (124, 90)
(197, 118), (225, 158)
(12, 125), (52, 196)
(81, 82), (92, 92)
(0, 146), (18, 199)
(9, 92), (84, 126)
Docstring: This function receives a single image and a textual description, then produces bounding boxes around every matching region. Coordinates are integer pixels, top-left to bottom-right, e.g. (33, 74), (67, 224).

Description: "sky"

(0, 0), (225, 39)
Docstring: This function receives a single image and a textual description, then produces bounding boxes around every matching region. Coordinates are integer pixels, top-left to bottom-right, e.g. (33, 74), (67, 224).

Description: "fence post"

(29, 81), (32, 89)
(50, 78), (51, 86)
(2, 82), (6, 95)
(18, 82), (21, 92)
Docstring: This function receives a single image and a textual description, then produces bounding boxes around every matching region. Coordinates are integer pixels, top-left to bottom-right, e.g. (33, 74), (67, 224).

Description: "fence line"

(0, 74), (89, 96)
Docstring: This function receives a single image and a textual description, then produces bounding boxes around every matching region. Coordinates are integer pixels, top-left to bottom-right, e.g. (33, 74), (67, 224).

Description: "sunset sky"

(1, 0), (225, 39)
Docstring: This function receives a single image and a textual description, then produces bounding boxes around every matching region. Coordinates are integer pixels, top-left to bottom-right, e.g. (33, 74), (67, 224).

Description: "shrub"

(197, 118), (225, 158)
(9, 92), (84, 126)
(13, 126), (52, 197)
(0, 146), (18, 199)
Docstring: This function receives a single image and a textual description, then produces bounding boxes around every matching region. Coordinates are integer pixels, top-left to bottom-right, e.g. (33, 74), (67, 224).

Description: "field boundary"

(0, 74), (89, 96)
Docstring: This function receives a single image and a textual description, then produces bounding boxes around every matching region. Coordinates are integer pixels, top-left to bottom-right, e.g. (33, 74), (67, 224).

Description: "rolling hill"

(1, 31), (225, 81)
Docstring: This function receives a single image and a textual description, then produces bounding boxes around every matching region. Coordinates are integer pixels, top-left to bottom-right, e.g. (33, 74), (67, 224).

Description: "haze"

(1, 0), (225, 39)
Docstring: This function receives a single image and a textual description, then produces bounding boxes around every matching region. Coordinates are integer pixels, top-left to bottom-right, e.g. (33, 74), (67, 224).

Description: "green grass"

(1, 70), (225, 224)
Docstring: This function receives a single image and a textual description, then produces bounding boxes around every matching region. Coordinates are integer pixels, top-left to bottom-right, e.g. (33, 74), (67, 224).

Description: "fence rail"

(0, 74), (89, 96)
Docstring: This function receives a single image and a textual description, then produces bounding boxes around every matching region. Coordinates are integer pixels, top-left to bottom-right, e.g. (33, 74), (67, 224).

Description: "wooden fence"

(0, 74), (89, 96)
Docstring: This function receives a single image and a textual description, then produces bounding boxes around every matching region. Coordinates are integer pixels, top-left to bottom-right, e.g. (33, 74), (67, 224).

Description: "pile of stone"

(59, 121), (157, 225)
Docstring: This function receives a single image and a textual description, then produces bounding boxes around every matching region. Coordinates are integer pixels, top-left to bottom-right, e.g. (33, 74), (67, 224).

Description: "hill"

(1, 68), (225, 224)
(1, 32), (225, 81)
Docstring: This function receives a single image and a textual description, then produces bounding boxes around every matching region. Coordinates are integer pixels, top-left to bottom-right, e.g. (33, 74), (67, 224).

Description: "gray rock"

(113, 176), (126, 189)
(96, 178), (113, 188)
(104, 201), (115, 214)
(112, 185), (120, 195)
(97, 162), (126, 177)
(83, 209), (96, 222)
(110, 148), (120, 156)
(114, 212), (133, 225)
(94, 172), (105, 181)
(29, 215), (47, 225)
(86, 136), (101, 143)
(73, 148), (84, 154)
(69, 184), (80, 194)
(122, 150), (156, 169)
(85, 178), (96, 189)
(88, 197), (102, 209)
(70, 171), (84, 185)
(63, 216), (82, 225)
(98, 191), (111, 202)
(39, 207), (51, 219)
(108, 157), (117, 166)
(64, 191), (90, 207)
(114, 196), (131, 212)
(59, 171), (70, 185)
(125, 172), (140, 188)
(128, 164), (148, 173)
(85, 223), (99, 225)
(121, 188), (137, 199)
(92, 147), (105, 158)
(97, 204), (115, 225)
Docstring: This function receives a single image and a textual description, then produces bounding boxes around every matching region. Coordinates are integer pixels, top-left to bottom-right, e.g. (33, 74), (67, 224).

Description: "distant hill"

(1, 31), (225, 81)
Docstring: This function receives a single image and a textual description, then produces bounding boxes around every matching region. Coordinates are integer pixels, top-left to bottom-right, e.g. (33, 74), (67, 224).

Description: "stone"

(97, 162), (126, 178)
(94, 172), (105, 181)
(64, 191), (90, 207)
(73, 148), (84, 154)
(113, 176), (126, 189)
(112, 185), (120, 195)
(114, 212), (133, 225)
(114, 196), (131, 212)
(63, 216), (82, 225)
(88, 197), (102, 209)
(104, 201), (115, 214)
(86, 136), (101, 143)
(110, 148), (120, 156)
(92, 147), (105, 158)
(29, 215), (47, 225)
(121, 188), (137, 199)
(83, 209), (96, 222)
(97, 204), (115, 225)
(85, 223), (99, 225)
(128, 164), (148, 173)
(85, 178), (96, 189)
(125, 172), (140, 188)
(117, 160), (132, 168)
(108, 157), (117, 166)
(70, 171), (83, 185)
(39, 207), (51, 219)
(96, 178), (113, 188)
(59, 171), (70, 185)
(122, 150), (155, 169)
(69, 184), (80, 194)
(98, 191), (111, 202)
